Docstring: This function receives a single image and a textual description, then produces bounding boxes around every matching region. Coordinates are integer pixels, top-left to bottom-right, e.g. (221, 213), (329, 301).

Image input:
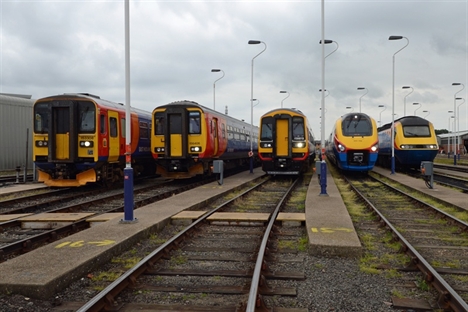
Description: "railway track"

(0, 176), (229, 262)
(346, 174), (468, 311)
(50, 176), (310, 311)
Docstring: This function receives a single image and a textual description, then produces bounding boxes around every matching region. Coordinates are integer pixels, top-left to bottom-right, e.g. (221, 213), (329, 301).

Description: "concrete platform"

(305, 162), (362, 258)
(371, 166), (468, 211)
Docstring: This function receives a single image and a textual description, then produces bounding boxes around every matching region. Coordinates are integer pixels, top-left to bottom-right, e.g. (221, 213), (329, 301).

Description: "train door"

(169, 114), (183, 157)
(212, 118), (219, 156)
(276, 119), (289, 157)
(108, 111), (120, 162)
(49, 102), (76, 162)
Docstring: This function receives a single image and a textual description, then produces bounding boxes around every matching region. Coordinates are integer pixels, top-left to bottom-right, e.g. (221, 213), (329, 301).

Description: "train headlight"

(80, 141), (94, 147)
(371, 144), (378, 152)
(400, 145), (408, 149)
(260, 142), (272, 148)
(293, 142), (305, 148)
(155, 147), (165, 153)
(190, 146), (202, 152)
(338, 144), (346, 152)
(35, 140), (48, 147)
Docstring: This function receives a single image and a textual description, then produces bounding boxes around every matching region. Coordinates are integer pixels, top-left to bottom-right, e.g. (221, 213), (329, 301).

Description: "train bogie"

(33, 93), (154, 187)
(377, 116), (438, 169)
(326, 112), (378, 172)
(151, 101), (258, 178)
(258, 108), (315, 175)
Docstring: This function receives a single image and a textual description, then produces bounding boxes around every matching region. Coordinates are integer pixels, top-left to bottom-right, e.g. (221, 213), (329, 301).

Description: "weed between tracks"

(327, 161), (439, 305)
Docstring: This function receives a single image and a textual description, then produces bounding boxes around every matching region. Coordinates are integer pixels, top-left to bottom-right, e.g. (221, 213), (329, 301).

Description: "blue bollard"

(319, 161), (328, 196)
(122, 167), (136, 222)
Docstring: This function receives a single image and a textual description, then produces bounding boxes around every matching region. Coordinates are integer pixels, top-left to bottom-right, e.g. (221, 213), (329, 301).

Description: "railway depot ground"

(0, 164), (466, 303)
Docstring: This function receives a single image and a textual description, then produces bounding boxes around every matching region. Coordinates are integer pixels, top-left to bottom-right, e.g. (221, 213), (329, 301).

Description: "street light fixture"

(280, 91), (290, 108)
(357, 87), (367, 113)
(402, 86), (413, 117)
(448, 110), (454, 156)
(452, 82), (465, 164)
(422, 110), (430, 118)
(211, 69), (224, 111)
(346, 106), (354, 112)
(248, 40), (267, 173)
(319, 89), (329, 98)
(378, 104), (386, 126)
(413, 102), (421, 116)
(253, 99), (259, 107)
(320, 39), (339, 59)
(389, 35), (409, 174)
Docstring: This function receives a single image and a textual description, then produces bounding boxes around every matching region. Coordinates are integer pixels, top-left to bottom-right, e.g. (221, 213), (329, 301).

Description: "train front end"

(33, 95), (99, 186)
(258, 109), (313, 175)
(151, 102), (208, 178)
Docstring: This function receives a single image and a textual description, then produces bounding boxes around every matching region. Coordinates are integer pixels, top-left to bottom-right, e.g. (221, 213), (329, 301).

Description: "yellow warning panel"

(0, 214), (33, 222)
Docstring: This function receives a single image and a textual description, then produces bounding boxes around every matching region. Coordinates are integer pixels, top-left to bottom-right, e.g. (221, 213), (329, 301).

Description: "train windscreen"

(34, 102), (49, 134)
(261, 117), (273, 140)
(154, 112), (164, 135)
(78, 101), (96, 133)
(403, 125), (430, 137)
(188, 111), (201, 134)
(342, 114), (372, 136)
(292, 117), (305, 140)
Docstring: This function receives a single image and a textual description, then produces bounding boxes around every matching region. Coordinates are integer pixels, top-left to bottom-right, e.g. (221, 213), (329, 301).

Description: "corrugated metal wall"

(0, 94), (35, 170)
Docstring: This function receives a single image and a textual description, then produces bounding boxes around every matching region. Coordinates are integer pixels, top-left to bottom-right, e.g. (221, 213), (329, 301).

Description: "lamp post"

(346, 106), (354, 112)
(378, 104), (386, 126)
(402, 86), (413, 117)
(452, 83), (465, 164)
(423, 110), (430, 118)
(457, 97), (465, 159)
(448, 110), (454, 157)
(357, 87), (367, 113)
(280, 91), (290, 108)
(413, 102), (421, 116)
(211, 69), (224, 111)
(389, 35), (409, 174)
(248, 40), (267, 173)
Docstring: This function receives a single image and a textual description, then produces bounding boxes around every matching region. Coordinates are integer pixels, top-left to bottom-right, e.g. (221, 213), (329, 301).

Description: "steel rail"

(346, 176), (468, 311)
(76, 177), (271, 312)
(246, 177), (299, 311)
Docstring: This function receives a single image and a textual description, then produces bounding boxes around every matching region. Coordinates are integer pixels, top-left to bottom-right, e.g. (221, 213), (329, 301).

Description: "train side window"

(260, 117), (273, 140)
(110, 117), (118, 137)
(121, 118), (126, 138)
(100, 114), (106, 134)
(34, 102), (49, 133)
(188, 111), (201, 134)
(292, 117), (305, 140)
(139, 122), (149, 139)
(155, 112), (164, 135)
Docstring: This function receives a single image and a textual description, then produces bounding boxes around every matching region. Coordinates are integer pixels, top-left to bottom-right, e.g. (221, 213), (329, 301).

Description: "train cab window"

(34, 102), (49, 133)
(188, 111), (201, 134)
(154, 112), (164, 135)
(78, 101), (96, 133)
(403, 125), (430, 137)
(100, 114), (106, 134)
(261, 117), (274, 140)
(342, 115), (372, 136)
(221, 123), (226, 138)
(292, 117), (305, 140)
(110, 117), (118, 137)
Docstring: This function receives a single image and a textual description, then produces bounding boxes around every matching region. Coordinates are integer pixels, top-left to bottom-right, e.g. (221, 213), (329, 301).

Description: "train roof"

(261, 107), (306, 117)
(35, 93), (151, 116)
(155, 100), (256, 128)
(378, 116), (430, 132)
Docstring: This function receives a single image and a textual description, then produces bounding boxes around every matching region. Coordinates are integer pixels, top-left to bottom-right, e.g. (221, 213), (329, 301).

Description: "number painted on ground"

(55, 239), (115, 248)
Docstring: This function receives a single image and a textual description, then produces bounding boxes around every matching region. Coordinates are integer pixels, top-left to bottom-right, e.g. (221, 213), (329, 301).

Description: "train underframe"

(261, 155), (313, 175)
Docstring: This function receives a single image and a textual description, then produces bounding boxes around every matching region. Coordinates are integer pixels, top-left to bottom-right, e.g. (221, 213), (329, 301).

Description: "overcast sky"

(1, 0), (467, 139)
